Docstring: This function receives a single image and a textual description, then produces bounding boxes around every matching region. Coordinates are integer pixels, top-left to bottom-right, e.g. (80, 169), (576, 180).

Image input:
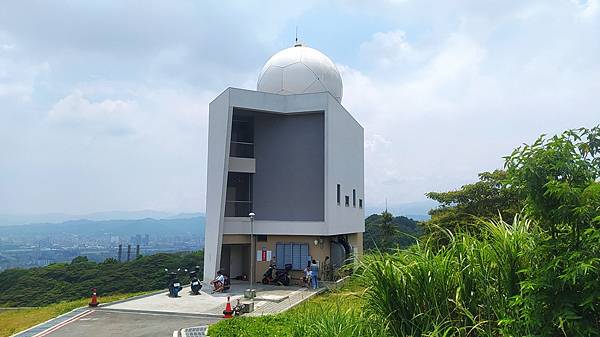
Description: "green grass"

(207, 281), (387, 337)
(0, 292), (151, 337)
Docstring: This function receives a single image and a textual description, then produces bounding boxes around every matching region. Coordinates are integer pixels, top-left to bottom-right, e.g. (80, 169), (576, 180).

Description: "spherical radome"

(257, 43), (343, 102)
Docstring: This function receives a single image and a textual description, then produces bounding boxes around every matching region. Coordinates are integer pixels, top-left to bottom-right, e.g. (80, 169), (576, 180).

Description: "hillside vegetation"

(0, 251), (203, 307)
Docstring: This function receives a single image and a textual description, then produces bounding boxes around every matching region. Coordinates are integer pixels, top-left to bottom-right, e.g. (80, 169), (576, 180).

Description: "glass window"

(336, 184), (340, 205)
(224, 172), (253, 217)
(275, 243), (309, 270)
(230, 114), (254, 158)
(359, 199), (363, 208)
(353, 189), (356, 207)
(345, 196), (350, 207)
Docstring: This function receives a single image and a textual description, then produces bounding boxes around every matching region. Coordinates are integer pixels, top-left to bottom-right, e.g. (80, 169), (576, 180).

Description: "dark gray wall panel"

(252, 111), (324, 221)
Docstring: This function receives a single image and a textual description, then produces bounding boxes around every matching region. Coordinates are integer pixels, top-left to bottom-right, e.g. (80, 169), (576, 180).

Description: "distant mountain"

(365, 200), (437, 220)
(166, 212), (205, 219)
(0, 210), (204, 226)
(0, 216), (205, 237)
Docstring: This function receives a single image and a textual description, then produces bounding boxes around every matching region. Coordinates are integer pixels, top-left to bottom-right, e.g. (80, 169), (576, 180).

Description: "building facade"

(203, 44), (364, 283)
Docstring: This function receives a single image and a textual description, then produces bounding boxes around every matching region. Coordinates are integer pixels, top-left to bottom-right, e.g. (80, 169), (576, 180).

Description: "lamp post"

(248, 212), (256, 299)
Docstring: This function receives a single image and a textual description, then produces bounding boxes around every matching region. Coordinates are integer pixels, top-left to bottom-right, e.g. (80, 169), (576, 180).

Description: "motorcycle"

(261, 263), (292, 286)
(165, 268), (183, 297)
(187, 265), (202, 295)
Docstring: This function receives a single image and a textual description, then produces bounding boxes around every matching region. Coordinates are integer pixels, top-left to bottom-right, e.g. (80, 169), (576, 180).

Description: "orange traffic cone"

(89, 288), (99, 307)
(222, 296), (233, 318)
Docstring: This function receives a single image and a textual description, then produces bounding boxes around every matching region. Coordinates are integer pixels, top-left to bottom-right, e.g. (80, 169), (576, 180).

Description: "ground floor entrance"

(219, 244), (250, 280)
(219, 233), (363, 285)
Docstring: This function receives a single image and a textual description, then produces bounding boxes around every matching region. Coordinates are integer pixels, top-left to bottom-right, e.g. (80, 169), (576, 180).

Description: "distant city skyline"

(1, 1), (599, 214)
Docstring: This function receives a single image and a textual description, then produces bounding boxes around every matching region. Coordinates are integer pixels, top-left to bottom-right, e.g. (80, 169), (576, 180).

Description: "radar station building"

(203, 42), (364, 283)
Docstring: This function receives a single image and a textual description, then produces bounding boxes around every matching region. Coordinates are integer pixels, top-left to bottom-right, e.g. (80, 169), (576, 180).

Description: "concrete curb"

(96, 307), (224, 318)
(280, 287), (327, 314)
(98, 289), (167, 307)
(9, 307), (88, 337)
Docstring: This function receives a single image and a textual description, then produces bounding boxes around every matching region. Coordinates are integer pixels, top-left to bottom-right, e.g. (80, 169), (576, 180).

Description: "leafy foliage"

(364, 211), (422, 250)
(0, 251), (203, 307)
(504, 126), (600, 336)
(424, 170), (523, 242)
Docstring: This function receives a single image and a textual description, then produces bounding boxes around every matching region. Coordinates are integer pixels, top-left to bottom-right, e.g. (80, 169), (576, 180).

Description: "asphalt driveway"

(40, 310), (218, 337)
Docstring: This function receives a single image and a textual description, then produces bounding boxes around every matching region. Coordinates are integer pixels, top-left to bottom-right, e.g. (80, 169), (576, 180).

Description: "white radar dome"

(257, 43), (343, 102)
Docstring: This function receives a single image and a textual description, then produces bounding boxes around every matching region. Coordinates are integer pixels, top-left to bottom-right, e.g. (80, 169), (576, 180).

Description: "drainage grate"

(181, 325), (208, 337)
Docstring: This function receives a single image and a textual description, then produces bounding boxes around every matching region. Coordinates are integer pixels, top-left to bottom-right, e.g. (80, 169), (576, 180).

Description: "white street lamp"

(248, 212), (256, 299)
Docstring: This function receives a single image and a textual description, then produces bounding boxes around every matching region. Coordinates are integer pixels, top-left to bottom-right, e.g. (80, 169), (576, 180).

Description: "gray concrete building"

(203, 42), (364, 283)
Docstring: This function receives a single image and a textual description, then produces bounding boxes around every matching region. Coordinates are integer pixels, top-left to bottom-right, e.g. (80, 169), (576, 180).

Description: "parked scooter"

(187, 265), (202, 295)
(261, 263), (277, 284)
(165, 268), (183, 297)
(261, 263), (292, 286)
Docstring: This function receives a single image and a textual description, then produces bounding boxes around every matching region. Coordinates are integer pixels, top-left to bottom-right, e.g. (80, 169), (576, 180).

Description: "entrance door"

(220, 244), (250, 279)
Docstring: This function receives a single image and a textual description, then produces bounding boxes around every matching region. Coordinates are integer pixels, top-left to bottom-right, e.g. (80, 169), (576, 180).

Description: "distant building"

(203, 42), (364, 283)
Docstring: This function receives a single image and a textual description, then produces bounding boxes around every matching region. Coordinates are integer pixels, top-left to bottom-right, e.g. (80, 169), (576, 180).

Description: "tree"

(378, 210), (396, 247)
(505, 126), (600, 243)
(423, 170), (523, 241)
(504, 125), (600, 336)
(364, 211), (421, 250)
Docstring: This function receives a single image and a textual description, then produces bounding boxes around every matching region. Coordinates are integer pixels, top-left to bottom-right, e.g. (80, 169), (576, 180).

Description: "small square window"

(345, 196), (350, 207)
(359, 199), (363, 208)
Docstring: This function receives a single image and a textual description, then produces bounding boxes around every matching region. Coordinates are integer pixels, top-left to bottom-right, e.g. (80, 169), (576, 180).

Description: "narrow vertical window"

(337, 184), (341, 205)
(353, 189), (356, 207)
(359, 199), (363, 208)
(345, 196), (350, 207)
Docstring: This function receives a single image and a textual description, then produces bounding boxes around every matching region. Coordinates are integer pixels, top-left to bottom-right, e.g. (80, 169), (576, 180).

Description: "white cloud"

(1, 1), (600, 215)
(360, 30), (413, 67)
(47, 91), (138, 135)
(341, 4), (600, 206)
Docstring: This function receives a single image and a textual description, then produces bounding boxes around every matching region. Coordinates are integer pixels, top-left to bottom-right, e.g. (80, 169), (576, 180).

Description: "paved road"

(42, 310), (219, 337)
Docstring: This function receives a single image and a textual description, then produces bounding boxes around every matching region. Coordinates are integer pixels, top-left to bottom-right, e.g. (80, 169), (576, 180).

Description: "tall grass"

(291, 302), (388, 337)
(358, 215), (536, 336)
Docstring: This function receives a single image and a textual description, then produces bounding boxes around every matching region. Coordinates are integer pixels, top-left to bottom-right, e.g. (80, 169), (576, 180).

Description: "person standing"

(310, 259), (319, 289)
(303, 261), (312, 288)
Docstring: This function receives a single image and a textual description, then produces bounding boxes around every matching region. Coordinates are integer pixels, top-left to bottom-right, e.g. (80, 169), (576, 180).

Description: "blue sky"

(1, 0), (599, 215)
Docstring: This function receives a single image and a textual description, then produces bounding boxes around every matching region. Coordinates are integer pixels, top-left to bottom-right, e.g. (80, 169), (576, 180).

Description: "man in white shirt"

(210, 270), (225, 292)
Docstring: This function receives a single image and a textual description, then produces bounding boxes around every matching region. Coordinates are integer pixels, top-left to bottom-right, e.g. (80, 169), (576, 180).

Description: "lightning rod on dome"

(294, 26), (303, 47)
